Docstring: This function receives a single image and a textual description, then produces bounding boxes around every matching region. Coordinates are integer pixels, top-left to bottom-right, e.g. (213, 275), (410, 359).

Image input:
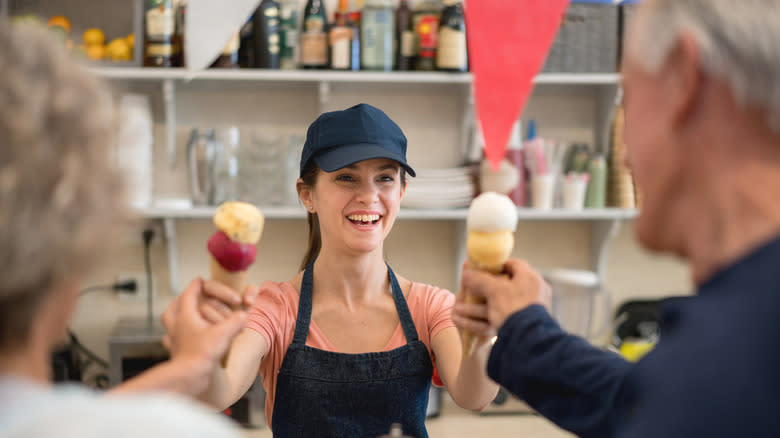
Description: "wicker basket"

(542, 0), (619, 73)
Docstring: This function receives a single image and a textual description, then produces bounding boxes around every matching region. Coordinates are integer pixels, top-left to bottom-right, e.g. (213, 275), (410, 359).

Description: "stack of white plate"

(402, 167), (476, 209)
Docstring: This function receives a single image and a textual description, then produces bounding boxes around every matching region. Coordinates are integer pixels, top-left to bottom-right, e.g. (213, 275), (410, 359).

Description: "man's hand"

(454, 259), (552, 332)
(160, 278), (254, 365)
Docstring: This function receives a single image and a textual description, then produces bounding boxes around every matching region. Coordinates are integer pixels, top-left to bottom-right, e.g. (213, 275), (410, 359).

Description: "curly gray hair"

(0, 22), (129, 350)
(626, 0), (780, 132)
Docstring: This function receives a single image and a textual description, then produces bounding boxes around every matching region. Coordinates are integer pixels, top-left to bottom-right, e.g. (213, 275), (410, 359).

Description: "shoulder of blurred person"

(0, 377), (241, 438)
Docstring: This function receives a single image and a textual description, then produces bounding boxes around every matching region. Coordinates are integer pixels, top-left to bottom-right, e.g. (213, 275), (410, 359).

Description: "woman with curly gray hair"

(0, 22), (244, 437)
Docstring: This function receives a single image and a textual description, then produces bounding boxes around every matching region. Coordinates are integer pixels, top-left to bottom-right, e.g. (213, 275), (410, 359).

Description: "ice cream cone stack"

(607, 105), (637, 209)
(460, 193), (518, 358)
(207, 201), (265, 367)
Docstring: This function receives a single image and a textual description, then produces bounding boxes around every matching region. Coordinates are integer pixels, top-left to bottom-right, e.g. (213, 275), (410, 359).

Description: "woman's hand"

(451, 282), (496, 349)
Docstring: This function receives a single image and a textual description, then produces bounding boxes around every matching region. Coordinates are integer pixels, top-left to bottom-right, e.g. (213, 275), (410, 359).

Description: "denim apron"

(271, 262), (433, 438)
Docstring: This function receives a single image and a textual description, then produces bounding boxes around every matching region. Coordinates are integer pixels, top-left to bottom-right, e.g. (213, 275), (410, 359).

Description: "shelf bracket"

(318, 81), (331, 114)
(591, 219), (621, 283)
(162, 218), (180, 295)
(162, 79), (177, 168)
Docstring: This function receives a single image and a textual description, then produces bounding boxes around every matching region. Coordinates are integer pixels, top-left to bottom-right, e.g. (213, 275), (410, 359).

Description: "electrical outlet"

(117, 272), (157, 302)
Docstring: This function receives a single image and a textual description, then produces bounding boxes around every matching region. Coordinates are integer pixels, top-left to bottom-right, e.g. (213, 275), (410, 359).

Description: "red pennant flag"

(466, 0), (569, 170)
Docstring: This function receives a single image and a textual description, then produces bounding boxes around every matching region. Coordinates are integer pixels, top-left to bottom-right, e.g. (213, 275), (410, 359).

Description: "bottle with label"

(211, 31), (241, 68)
(361, 0), (394, 71)
(395, 0), (414, 71)
(174, 0), (187, 67)
(144, 0), (180, 67)
(238, 15), (254, 68)
(279, 0), (300, 70)
(436, 0), (467, 72)
(301, 0), (329, 69)
(329, 0), (352, 70)
(253, 0), (281, 68)
(412, 0), (442, 71)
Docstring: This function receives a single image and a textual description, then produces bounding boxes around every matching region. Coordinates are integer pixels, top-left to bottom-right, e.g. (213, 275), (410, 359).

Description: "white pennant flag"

(185, 0), (261, 71)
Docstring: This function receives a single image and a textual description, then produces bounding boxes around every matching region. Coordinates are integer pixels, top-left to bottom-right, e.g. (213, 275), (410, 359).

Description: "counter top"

(240, 401), (573, 438)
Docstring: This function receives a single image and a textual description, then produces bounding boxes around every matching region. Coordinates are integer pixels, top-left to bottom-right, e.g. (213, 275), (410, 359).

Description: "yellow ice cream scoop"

(213, 201), (265, 245)
(466, 230), (514, 274)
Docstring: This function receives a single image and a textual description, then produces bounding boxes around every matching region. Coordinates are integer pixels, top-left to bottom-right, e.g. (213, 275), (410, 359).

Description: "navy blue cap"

(300, 103), (416, 177)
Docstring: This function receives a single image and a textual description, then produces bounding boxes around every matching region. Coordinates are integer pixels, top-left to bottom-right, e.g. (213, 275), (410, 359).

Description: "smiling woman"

(164, 103), (501, 438)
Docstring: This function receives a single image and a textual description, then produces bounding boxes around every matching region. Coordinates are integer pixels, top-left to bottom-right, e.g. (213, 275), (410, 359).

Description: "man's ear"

(666, 32), (703, 128)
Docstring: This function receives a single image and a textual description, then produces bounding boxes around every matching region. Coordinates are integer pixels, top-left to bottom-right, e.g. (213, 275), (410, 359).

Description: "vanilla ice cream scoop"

(213, 201), (265, 245)
(467, 192), (519, 233)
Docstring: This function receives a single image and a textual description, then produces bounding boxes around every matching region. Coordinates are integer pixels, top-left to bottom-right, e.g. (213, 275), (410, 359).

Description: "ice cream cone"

(207, 201), (265, 368)
(209, 255), (249, 308)
(459, 193), (518, 358)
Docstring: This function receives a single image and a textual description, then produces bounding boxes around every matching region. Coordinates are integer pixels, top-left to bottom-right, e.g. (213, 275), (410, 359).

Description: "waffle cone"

(209, 255), (249, 300)
(459, 231), (513, 358)
(210, 255), (248, 367)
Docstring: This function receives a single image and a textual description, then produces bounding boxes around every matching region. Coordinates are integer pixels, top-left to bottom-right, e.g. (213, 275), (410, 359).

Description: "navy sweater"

(487, 236), (780, 438)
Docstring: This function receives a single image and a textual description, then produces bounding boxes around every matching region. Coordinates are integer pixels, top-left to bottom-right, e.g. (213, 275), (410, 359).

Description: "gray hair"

(0, 22), (129, 350)
(628, 0), (780, 132)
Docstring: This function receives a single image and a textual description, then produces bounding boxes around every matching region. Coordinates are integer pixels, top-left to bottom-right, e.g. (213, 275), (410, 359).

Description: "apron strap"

(292, 261), (316, 345)
(292, 261), (420, 345)
(387, 265), (420, 343)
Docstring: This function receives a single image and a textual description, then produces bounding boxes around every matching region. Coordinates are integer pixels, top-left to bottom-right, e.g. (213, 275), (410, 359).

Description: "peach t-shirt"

(246, 280), (456, 427)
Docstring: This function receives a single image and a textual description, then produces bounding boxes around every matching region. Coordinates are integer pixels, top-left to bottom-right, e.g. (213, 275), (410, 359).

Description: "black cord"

(67, 330), (109, 369)
(79, 280), (137, 296)
(142, 229), (155, 322)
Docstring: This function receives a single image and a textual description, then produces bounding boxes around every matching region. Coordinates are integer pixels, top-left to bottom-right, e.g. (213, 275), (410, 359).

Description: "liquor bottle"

(279, 0), (300, 70)
(238, 15), (254, 68)
(174, 0), (187, 67)
(329, 0), (352, 70)
(395, 0), (414, 71)
(412, 0), (442, 71)
(436, 0), (467, 72)
(253, 0), (281, 68)
(211, 31), (240, 68)
(361, 0), (394, 71)
(144, 0), (179, 67)
(300, 0), (329, 69)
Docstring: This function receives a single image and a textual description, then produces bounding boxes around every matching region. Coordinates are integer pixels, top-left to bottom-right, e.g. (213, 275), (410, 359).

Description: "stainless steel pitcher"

(187, 128), (218, 205)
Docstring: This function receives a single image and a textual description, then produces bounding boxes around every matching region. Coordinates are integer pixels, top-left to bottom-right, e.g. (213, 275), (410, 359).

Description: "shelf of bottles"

(109, 0), (622, 87)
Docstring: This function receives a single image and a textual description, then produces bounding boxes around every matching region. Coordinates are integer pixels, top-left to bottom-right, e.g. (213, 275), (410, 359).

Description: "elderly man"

(453, 0), (780, 437)
(0, 22), (251, 437)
